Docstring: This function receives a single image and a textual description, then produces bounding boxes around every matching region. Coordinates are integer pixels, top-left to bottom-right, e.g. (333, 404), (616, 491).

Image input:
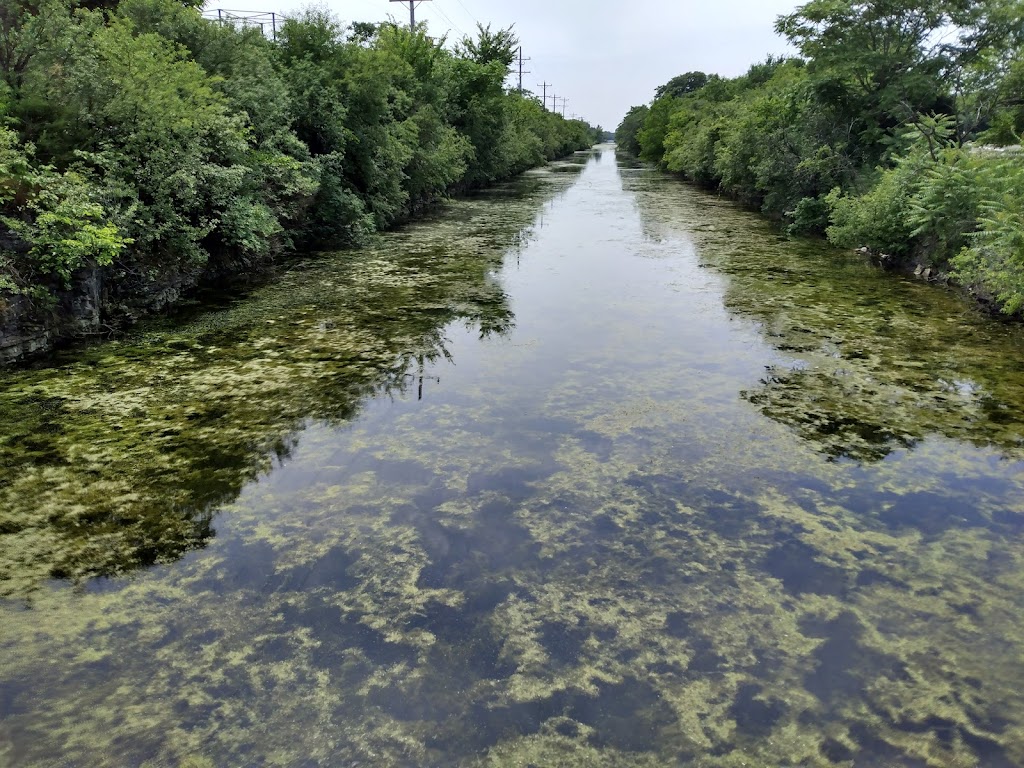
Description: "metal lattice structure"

(202, 8), (281, 40)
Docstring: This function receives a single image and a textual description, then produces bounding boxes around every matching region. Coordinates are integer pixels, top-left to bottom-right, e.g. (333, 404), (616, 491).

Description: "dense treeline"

(617, 0), (1024, 314)
(0, 0), (599, 322)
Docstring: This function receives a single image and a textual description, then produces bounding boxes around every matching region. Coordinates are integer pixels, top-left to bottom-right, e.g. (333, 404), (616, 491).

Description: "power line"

(451, 0), (478, 24)
(431, 1), (466, 36)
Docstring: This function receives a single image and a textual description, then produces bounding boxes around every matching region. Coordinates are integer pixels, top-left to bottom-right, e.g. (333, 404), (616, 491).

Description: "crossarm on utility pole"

(389, 0), (430, 31)
(517, 47), (532, 92)
(537, 81), (551, 110)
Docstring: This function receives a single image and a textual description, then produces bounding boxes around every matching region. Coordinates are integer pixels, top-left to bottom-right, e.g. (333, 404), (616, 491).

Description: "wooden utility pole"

(390, 0), (430, 31)
(516, 47), (532, 92)
(537, 81), (551, 110)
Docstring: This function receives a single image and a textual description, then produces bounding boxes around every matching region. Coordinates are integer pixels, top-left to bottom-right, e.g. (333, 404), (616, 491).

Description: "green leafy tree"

(655, 71), (708, 100)
(637, 96), (678, 165)
(615, 105), (648, 156)
(982, 48), (1024, 144)
(0, 127), (128, 289)
(0, 0), (597, 331)
(952, 152), (1024, 313)
(775, 0), (1011, 155)
(456, 23), (517, 71)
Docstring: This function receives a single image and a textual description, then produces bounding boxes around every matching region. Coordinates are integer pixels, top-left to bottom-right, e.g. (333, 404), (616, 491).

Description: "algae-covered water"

(3, 146), (1024, 767)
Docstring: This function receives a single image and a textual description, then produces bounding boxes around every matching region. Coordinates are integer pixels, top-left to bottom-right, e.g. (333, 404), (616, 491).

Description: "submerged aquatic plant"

(2, 151), (1024, 767)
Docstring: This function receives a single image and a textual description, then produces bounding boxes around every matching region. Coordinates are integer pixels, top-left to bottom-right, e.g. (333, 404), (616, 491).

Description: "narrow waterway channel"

(2, 145), (1024, 767)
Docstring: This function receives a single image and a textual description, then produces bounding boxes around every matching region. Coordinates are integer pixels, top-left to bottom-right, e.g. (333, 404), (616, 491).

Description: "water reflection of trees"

(619, 166), (1024, 463)
(0, 168), (577, 598)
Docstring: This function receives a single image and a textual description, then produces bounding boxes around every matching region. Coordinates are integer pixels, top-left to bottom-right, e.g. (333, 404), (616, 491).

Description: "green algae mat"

(2, 147), (1024, 767)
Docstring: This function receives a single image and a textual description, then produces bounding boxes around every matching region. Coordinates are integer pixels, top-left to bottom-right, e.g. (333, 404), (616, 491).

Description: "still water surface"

(2, 146), (1024, 766)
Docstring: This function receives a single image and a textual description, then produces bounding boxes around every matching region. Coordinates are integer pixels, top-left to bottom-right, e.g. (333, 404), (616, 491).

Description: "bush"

(826, 163), (917, 256)
(0, 128), (128, 288)
(0, 1), (599, 309)
(951, 150), (1024, 312)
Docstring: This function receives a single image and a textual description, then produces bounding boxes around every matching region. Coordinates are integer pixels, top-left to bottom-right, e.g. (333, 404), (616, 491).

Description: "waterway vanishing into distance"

(2, 146), (1024, 767)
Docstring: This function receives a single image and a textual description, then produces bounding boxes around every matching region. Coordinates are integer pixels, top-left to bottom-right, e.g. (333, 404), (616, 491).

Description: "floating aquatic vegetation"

(0, 166), (578, 598)
(2, 149), (1024, 766)
(619, 168), (1024, 464)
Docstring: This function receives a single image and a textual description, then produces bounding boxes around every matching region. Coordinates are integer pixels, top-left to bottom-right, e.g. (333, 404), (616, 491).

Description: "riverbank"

(0, 1), (601, 365)
(0, 149), (597, 366)
(613, 145), (1022, 323)
(615, 1), (1024, 317)
(859, 246), (1018, 321)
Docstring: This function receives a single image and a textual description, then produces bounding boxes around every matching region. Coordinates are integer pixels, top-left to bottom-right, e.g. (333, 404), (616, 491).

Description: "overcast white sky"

(207, 0), (800, 129)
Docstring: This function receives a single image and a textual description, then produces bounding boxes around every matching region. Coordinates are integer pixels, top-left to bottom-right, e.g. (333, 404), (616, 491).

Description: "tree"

(775, 0), (1006, 151)
(637, 96), (678, 165)
(0, 0), (598, 315)
(456, 23), (517, 71)
(0, 126), (128, 289)
(655, 71), (708, 100)
(615, 105), (648, 156)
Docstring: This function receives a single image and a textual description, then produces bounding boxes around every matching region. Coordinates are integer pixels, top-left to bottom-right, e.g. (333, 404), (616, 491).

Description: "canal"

(2, 145), (1024, 766)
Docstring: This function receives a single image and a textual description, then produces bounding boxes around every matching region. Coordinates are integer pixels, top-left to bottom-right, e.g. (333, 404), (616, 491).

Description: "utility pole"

(550, 94), (559, 115)
(555, 96), (568, 117)
(390, 0), (430, 31)
(537, 81), (551, 110)
(516, 47), (532, 93)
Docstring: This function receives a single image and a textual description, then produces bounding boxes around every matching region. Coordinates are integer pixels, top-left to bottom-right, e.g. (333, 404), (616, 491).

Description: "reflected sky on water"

(2, 146), (1024, 767)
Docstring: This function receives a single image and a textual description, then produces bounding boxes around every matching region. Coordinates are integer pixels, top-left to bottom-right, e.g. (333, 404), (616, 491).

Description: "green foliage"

(657, 59), (851, 223)
(614, 105), (648, 157)
(826, 122), (955, 257)
(826, 118), (1008, 275)
(456, 23), (517, 70)
(787, 195), (831, 236)
(907, 159), (982, 260)
(0, 127), (128, 288)
(981, 52), (1024, 145)
(826, 169), (917, 256)
(0, 0), (598, 312)
(0, 126), (33, 204)
(637, 96), (677, 165)
(655, 72), (709, 100)
(952, 151), (1024, 313)
(774, 0), (999, 149)
(7, 171), (129, 284)
(619, 0), (1024, 313)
